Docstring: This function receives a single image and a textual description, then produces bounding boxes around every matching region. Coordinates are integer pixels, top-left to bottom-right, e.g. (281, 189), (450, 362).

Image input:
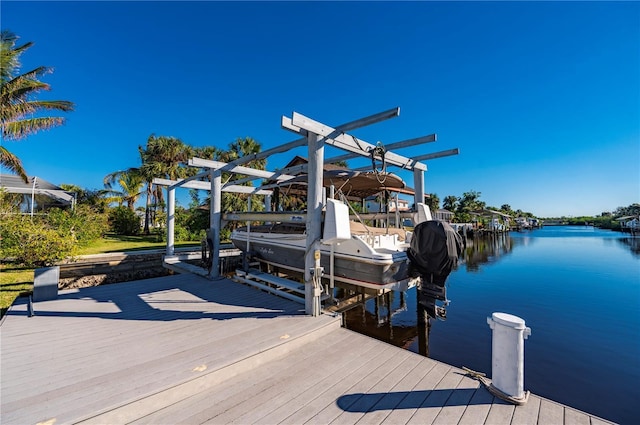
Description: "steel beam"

(288, 112), (427, 171)
(189, 157), (296, 181)
(412, 148), (460, 162)
(153, 178), (273, 195)
(325, 133), (437, 165)
(225, 107), (400, 168)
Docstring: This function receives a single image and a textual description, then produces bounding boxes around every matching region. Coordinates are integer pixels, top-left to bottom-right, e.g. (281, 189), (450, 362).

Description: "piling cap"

(491, 312), (527, 329)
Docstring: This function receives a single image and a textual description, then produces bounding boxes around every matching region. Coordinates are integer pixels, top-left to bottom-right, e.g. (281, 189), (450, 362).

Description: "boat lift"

(155, 107), (459, 316)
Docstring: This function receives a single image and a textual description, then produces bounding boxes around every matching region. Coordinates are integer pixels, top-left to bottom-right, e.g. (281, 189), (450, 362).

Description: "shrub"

(109, 207), (141, 235)
(47, 205), (108, 246)
(0, 214), (76, 267)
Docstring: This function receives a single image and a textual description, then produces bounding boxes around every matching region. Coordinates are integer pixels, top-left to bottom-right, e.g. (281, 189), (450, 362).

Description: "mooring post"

(304, 131), (323, 316)
(166, 187), (175, 256)
(487, 312), (532, 399)
(209, 169), (222, 279)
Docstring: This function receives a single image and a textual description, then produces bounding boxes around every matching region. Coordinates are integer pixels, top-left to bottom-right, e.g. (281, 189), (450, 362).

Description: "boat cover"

(407, 220), (464, 286)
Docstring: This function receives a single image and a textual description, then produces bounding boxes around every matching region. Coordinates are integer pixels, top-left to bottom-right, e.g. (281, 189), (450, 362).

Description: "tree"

(137, 135), (194, 234)
(615, 203), (640, 218)
(457, 190), (485, 223)
(103, 169), (144, 211)
(0, 31), (74, 182)
(443, 195), (458, 212)
(213, 137), (267, 225)
(58, 184), (111, 213)
(425, 193), (439, 213)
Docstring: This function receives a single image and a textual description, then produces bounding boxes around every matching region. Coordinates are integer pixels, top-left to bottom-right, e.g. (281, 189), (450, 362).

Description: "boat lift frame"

(156, 107), (459, 316)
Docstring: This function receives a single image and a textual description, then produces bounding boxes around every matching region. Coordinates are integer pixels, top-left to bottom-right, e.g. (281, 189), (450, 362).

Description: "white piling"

(487, 312), (531, 399)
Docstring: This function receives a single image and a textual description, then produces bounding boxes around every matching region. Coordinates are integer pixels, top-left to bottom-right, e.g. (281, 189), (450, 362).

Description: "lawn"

(0, 266), (34, 319)
(0, 234), (200, 318)
(80, 233), (200, 255)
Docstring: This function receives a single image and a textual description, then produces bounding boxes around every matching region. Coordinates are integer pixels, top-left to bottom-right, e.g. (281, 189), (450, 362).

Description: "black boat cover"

(408, 220), (464, 286)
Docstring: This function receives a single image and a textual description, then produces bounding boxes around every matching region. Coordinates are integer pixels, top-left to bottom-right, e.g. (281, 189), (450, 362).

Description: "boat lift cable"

(337, 190), (372, 237)
(370, 141), (387, 185)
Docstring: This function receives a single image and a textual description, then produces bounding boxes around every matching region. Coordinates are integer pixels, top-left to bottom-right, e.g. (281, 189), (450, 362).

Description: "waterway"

(344, 226), (640, 425)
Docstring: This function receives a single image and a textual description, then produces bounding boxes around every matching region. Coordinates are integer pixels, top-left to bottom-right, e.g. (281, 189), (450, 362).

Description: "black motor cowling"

(408, 220), (464, 287)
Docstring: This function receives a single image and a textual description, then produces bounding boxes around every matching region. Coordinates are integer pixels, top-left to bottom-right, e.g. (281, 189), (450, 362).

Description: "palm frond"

(2, 116), (66, 140)
(0, 145), (28, 182)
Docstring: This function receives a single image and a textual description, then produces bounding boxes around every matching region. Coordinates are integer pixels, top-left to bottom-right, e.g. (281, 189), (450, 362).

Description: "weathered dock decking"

(1, 274), (613, 425)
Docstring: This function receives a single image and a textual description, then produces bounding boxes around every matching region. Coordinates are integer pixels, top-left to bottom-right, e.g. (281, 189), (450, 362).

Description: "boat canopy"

(274, 169), (407, 200)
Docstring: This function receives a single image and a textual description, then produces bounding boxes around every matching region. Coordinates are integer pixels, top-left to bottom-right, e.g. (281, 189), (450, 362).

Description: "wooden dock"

(1, 274), (614, 424)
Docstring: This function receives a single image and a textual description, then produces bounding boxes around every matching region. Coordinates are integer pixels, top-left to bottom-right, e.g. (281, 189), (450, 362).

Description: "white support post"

(413, 168), (425, 208)
(209, 169), (222, 279)
(166, 188), (175, 256)
(304, 132), (324, 316)
(265, 195), (272, 213)
(264, 194), (272, 225)
(487, 312), (532, 400)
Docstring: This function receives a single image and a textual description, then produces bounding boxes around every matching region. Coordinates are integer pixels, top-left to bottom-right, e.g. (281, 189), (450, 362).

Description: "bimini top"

(276, 169), (407, 200)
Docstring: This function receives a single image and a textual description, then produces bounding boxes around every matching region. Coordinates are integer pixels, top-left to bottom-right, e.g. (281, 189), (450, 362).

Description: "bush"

(109, 207), (141, 235)
(47, 205), (108, 246)
(0, 214), (76, 267)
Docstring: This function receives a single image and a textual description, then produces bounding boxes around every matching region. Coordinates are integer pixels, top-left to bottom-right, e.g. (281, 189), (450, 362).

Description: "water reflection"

(343, 291), (418, 350)
(463, 233), (516, 272)
(342, 227), (639, 425)
(618, 237), (640, 256)
(344, 232), (519, 355)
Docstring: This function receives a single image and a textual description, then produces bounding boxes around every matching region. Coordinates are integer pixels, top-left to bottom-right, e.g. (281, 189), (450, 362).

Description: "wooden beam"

(289, 112), (427, 171)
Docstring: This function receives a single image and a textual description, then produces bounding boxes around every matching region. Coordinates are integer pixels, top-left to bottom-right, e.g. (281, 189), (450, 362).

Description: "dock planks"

(1, 273), (614, 425)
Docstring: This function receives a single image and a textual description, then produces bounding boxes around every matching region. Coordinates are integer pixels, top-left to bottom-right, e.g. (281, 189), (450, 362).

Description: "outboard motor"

(408, 220), (464, 319)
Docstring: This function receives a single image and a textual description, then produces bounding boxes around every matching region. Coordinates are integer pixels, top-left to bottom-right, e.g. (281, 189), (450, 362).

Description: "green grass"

(78, 234), (200, 255)
(0, 265), (34, 318)
(1, 234), (201, 317)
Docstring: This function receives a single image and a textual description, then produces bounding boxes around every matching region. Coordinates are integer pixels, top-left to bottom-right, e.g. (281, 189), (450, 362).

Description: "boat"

(230, 169), (426, 290)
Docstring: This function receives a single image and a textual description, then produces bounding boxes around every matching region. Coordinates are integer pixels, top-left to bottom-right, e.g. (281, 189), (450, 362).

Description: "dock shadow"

(6, 274), (305, 322)
(337, 386), (493, 412)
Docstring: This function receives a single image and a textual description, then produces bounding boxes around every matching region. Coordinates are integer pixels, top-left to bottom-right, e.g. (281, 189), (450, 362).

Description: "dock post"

(487, 312), (531, 399)
(166, 187), (175, 256)
(209, 169), (222, 279)
(305, 132), (323, 316)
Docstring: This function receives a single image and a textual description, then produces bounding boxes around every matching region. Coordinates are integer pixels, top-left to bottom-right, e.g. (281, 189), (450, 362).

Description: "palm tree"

(218, 137), (266, 222)
(138, 135), (193, 234)
(0, 30), (74, 182)
(103, 169), (144, 210)
(443, 195), (458, 212)
(426, 192), (440, 213)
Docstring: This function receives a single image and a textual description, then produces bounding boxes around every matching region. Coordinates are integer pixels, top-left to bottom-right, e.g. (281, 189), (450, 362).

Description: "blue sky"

(2, 1), (639, 217)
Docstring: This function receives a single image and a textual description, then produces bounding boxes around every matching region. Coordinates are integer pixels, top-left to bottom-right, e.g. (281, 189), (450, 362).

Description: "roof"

(616, 215), (639, 221)
(0, 174), (74, 204)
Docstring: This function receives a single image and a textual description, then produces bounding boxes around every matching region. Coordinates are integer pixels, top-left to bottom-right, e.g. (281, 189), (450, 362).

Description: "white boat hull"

(231, 229), (411, 287)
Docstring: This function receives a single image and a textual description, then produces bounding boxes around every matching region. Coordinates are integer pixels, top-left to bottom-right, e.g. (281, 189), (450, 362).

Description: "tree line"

(424, 190), (536, 223)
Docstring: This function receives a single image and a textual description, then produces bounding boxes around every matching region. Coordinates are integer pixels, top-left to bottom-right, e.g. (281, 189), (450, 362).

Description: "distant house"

(434, 208), (454, 222)
(365, 197), (410, 213)
(0, 174), (75, 214)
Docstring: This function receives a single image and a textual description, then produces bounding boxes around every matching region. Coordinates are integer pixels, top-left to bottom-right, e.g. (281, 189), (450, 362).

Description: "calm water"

(344, 226), (640, 424)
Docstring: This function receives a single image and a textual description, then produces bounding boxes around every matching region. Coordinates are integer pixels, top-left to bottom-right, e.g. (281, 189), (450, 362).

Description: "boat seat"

(349, 221), (407, 242)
